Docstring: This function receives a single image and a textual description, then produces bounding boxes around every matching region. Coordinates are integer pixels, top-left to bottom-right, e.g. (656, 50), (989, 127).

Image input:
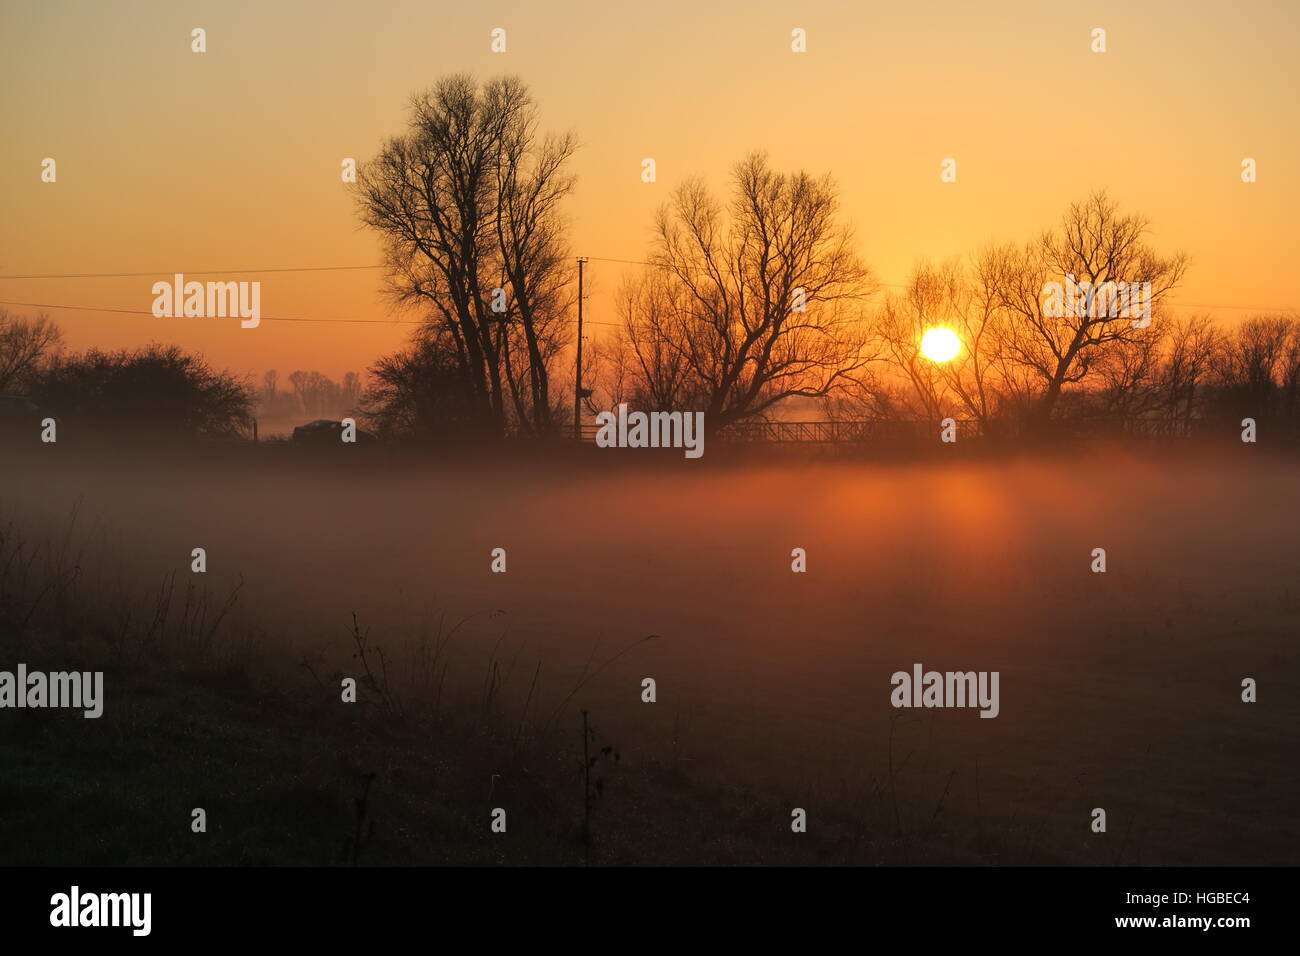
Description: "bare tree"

(874, 259), (1036, 435)
(1278, 318), (1300, 418)
(288, 370), (334, 417)
(982, 191), (1188, 425)
(605, 269), (698, 411)
(1214, 315), (1293, 393)
(1157, 313), (1220, 432)
(1210, 314), (1297, 425)
(0, 310), (62, 393)
(360, 327), (478, 440)
(622, 153), (875, 430)
(355, 74), (577, 437)
(1087, 312), (1169, 425)
(341, 371), (363, 410)
(875, 263), (958, 421)
(939, 260), (1014, 433)
(493, 114), (577, 433)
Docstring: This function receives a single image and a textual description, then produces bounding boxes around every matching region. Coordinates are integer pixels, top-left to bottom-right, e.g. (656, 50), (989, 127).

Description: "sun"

(920, 327), (961, 363)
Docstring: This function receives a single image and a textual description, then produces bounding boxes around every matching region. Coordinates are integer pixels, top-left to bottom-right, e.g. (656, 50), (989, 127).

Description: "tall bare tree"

(620, 153), (875, 430)
(355, 74), (576, 437)
(981, 191), (1188, 424)
(493, 111), (577, 433)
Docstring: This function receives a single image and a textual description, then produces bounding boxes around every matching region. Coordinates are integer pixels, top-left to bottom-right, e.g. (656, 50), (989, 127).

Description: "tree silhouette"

(0, 310), (62, 394)
(980, 191), (1188, 425)
(355, 74), (577, 438)
(618, 153), (876, 430)
(30, 344), (252, 439)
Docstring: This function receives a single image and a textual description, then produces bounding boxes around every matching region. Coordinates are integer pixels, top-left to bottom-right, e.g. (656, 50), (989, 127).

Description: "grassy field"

(1, 440), (1296, 865)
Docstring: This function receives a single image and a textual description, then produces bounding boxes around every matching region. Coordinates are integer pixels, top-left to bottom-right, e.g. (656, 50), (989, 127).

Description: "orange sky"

(2, 0), (1297, 382)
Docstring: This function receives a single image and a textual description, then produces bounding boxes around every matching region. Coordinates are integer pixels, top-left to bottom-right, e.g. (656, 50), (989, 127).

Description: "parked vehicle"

(0, 395), (43, 429)
(290, 419), (376, 445)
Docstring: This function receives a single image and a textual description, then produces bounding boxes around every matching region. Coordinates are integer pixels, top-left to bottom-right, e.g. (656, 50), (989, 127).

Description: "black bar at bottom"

(0, 866), (1280, 942)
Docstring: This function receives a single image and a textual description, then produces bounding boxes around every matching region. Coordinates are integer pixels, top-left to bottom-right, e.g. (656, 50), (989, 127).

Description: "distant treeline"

(0, 311), (361, 440)
(1, 307), (1295, 444)
(255, 370), (363, 426)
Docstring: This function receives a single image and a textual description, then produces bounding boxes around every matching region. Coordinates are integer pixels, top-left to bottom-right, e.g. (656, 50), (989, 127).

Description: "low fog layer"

(3, 445), (1296, 863)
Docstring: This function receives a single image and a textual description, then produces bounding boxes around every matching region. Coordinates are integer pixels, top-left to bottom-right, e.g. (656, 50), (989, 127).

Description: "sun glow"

(920, 327), (961, 363)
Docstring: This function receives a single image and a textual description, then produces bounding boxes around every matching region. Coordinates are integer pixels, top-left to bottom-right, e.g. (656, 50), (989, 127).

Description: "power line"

(585, 255), (659, 268)
(0, 258), (646, 327)
(0, 298), (626, 329)
(0, 265), (384, 280)
(0, 300), (421, 325)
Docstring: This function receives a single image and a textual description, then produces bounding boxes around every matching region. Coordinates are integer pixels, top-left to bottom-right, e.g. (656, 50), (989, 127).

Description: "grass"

(0, 518), (913, 866)
(0, 637), (929, 866)
(3, 444), (1296, 867)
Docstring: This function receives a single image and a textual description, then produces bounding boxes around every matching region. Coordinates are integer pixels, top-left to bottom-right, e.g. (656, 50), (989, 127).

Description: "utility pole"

(574, 256), (588, 441)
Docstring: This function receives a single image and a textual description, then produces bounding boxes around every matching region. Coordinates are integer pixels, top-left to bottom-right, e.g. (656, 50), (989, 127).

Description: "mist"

(4, 443), (1296, 864)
